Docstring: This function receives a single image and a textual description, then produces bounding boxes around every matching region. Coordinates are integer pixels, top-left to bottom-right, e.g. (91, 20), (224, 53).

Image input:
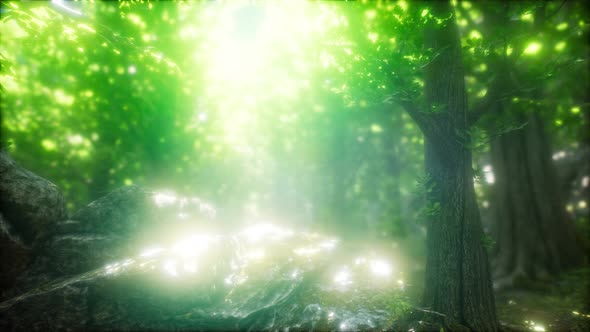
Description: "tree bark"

(490, 110), (584, 288)
(458, 1), (586, 288)
(415, 2), (498, 330)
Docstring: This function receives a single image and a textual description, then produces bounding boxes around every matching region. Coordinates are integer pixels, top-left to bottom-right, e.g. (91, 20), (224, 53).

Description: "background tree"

(455, 1), (588, 288)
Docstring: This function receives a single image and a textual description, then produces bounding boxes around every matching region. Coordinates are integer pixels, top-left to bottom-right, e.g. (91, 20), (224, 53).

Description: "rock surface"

(0, 155), (400, 331)
(0, 185), (361, 331)
(0, 149), (67, 245)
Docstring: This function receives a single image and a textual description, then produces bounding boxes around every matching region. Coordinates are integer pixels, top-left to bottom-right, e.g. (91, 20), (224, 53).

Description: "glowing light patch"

(122, 259), (135, 267)
(483, 165), (495, 184)
(241, 223), (293, 242)
(245, 249), (265, 261)
(105, 263), (121, 275)
(333, 268), (353, 286)
(370, 124), (383, 133)
(140, 247), (165, 258)
(170, 234), (219, 258)
(41, 139), (57, 151)
(582, 176), (589, 188)
(476, 63), (487, 72)
(556, 22), (568, 31)
(469, 30), (482, 39)
(163, 260), (178, 277)
(525, 320), (546, 332)
(294, 247), (320, 256)
(578, 200), (587, 209)
(368, 32), (378, 43)
(67, 134), (84, 145)
(128, 66), (137, 74)
(554, 41), (566, 52)
(552, 150), (566, 161)
(54, 89), (75, 106)
(183, 262), (197, 273)
(524, 42), (542, 55)
(51, 0), (82, 16)
(225, 274), (248, 285)
(153, 192), (178, 207)
(520, 12), (533, 22)
(318, 238), (338, 250)
(397, 0), (408, 11)
(369, 259), (393, 277)
(506, 46), (513, 56)
(191, 198), (217, 218)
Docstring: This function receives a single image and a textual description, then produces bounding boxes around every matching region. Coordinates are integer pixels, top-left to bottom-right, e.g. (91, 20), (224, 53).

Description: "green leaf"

(481, 234), (496, 250)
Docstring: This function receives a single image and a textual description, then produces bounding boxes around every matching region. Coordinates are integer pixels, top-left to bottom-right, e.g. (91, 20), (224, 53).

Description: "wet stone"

(0, 186), (400, 331)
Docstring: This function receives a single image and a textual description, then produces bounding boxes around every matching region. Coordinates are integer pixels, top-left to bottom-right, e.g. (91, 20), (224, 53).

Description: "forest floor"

(403, 266), (590, 331)
(386, 236), (590, 332)
(495, 266), (590, 332)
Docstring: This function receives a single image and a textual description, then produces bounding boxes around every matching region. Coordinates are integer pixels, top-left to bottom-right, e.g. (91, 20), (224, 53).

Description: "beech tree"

(388, 1), (498, 330)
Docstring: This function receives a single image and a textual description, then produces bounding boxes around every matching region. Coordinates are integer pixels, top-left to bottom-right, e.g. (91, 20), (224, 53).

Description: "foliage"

(1, 0), (588, 329)
(0, 0), (587, 241)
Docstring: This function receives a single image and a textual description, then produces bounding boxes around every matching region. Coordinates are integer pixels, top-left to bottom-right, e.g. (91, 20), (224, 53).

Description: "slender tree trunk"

(417, 2), (498, 330)
(328, 110), (353, 232)
(490, 110), (584, 288)
(382, 113), (404, 237)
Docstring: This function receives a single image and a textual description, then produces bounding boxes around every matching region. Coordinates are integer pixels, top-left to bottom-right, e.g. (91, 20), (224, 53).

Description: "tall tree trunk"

(490, 110), (584, 288)
(328, 110), (353, 232)
(467, 1), (586, 288)
(415, 2), (498, 330)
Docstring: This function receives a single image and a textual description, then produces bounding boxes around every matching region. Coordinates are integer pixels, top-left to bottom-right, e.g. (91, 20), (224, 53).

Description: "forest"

(0, 1), (589, 331)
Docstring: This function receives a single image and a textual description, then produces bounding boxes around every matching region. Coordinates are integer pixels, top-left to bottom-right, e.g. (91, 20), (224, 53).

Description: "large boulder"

(0, 150), (65, 300)
(0, 184), (401, 331)
(0, 149), (67, 246)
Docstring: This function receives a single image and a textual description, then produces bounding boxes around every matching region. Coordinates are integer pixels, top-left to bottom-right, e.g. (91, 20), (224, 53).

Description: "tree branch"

(545, 0), (567, 21)
(467, 72), (505, 126)
(383, 92), (440, 140)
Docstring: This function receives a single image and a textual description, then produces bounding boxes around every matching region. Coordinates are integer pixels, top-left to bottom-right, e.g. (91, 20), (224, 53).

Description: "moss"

(496, 266), (590, 331)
